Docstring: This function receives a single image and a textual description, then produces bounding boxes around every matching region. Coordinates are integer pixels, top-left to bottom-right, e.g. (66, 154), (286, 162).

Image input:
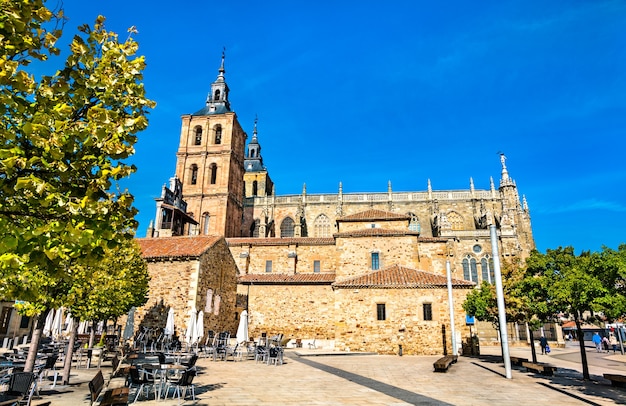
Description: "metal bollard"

(398, 344), (403, 356)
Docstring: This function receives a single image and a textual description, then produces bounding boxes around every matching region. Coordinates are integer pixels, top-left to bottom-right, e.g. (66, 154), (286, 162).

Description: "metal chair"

(4, 372), (35, 406)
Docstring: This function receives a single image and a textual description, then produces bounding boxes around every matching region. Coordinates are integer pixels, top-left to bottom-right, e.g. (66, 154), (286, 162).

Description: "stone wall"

(333, 287), (472, 355)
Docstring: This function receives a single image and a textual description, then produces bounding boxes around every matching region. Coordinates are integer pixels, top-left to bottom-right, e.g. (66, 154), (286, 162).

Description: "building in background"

(139, 54), (535, 354)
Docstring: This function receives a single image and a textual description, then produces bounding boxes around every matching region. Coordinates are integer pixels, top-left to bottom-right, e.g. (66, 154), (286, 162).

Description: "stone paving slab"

(31, 346), (626, 405)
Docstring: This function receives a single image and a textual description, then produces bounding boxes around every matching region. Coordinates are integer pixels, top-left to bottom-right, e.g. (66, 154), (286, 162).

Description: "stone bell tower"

(173, 51), (246, 237)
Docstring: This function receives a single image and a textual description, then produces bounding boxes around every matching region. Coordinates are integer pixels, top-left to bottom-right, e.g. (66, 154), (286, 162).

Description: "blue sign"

(466, 315), (475, 325)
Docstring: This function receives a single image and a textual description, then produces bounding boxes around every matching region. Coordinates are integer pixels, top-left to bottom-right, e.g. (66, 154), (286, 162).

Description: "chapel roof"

(137, 235), (222, 259)
(238, 273), (336, 285)
(332, 264), (474, 289)
(338, 209), (411, 222)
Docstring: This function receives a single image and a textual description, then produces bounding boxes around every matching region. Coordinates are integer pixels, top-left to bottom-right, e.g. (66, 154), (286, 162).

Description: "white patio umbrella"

(195, 310), (204, 345)
(122, 307), (136, 340)
(184, 308), (197, 345)
(51, 307), (64, 339)
(236, 310), (249, 344)
(64, 316), (75, 337)
(77, 320), (88, 335)
(164, 308), (175, 338)
(43, 309), (55, 337)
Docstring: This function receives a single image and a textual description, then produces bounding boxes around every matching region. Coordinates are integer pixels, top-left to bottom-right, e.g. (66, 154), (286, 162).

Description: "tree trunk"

(62, 318), (79, 385)
(528, 324), (538, 363)
(24, 310), (47, 373)
(89, 321), (97, 348)
(575, 311), (591, 380)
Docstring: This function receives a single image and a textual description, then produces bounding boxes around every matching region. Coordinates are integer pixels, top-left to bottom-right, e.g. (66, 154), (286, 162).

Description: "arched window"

(447, 211), (464, 230)
(470, 258), (478, 282)
(210, 164), (217, 184)
(202, 212), (210, 235)
(408, 212), (420, 232)
(462, 255), (478, 282)
(214, 89), (221, 101)
(214, 125), (222, 144)
(251, 219), (260, 237)
(190, 164), (198, 185)
(194, 126), (202, 145)
(314, 214), (331, 237)
(280, 217), (295, 238)
(252, 181), (258, 196)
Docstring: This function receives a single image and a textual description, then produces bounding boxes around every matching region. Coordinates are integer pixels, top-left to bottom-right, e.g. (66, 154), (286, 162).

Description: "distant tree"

(0, 0), (154, 372)
(59, 239), (149, 384)
(526, 247), (611, 380)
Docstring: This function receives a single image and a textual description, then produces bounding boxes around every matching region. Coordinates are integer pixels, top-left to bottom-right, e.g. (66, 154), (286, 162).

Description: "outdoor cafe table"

(138, 363), (187, 400)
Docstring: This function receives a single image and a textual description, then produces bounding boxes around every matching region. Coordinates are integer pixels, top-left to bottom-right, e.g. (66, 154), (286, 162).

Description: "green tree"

(526, 247), (611, 380)
(0, 0), (154, 371)
(59, 239), (149, 384)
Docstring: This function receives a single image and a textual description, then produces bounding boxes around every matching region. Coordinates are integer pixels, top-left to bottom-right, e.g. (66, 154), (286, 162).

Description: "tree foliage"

(0, 0), (154, 371)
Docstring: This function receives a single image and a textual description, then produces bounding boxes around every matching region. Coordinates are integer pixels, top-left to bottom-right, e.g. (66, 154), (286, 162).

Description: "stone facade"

(145, 54), (536, 355)
(135, 236), (239, 340)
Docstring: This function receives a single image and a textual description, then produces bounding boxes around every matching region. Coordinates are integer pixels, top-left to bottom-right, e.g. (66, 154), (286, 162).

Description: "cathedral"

(135, 54), (535, 355)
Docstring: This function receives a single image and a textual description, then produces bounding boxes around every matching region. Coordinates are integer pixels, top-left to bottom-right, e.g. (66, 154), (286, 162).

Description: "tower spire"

(196, 49), (231, 115)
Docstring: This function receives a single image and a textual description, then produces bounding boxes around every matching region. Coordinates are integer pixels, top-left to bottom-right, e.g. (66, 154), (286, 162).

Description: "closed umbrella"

(51, 308), (64, 339)
(64, 316), (75, 337)
(164, 308), (175, 338)
(77, 320), (88, 335)
(122, 307), (135, 341)
(236, 310), (248, 344)
(184, 308), (197, 345)
(43, 309), (54, 337)
(195, 311), (204, 345)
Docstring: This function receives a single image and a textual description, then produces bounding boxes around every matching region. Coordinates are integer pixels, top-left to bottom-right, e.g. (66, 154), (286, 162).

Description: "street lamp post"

(490, 224), (512, 379)
(446, 260), (457, 356)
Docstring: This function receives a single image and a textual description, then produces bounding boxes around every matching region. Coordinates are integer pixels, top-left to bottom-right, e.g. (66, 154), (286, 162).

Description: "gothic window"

(447, 211), (464, 230)
(210, 163), (217, 184)
(194, 126), (202, 145)
(202, 212), (210, 235)
(252, 181), (258, 196)
(408, 212), (420, 232)
(314, 214), (331, 237)
(214, 89), (221, 101)
(214, 125), (222, 144)
(462, 258), (470, 281)
(470, 258), (478, 282)
(481, 257), (490, 283)
(251, 219), (260, 237)
(190, 164), (198, 185)
(280, 217), (295, 238)
(371, 252), (380, 270)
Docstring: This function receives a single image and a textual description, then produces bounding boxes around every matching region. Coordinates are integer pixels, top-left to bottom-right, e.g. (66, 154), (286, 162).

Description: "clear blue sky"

(52, 1), (625, 253)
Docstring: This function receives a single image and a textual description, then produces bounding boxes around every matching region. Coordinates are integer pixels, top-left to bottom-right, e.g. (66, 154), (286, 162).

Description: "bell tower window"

(214, 125), (222, 144)
(190, 165), (198, 185)
(252, 181), (258, 196)
(214, 89), (221, 101)
(210, 164), (217, 185)
(194, 126), (202, 145)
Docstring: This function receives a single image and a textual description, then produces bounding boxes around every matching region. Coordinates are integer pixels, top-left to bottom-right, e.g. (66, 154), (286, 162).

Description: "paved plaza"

(32, 342), (626, 405)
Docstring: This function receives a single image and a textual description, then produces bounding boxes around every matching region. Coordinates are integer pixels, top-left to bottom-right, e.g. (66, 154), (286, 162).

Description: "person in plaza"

(603, 335), (610, 353)
(592, 332), (603, 352)
(539, 336), (548, 355)
(610, 333), (618, 353)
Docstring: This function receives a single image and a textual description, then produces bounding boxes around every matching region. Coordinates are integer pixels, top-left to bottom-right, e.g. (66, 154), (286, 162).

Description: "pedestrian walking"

(539, 336), (548, 355)
(610, 333), (618, 353)
(592, 332), (602, 352)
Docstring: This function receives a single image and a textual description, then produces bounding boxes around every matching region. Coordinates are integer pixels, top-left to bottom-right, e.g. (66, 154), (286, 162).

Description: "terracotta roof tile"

(238, 273), (336, 284)
(332, 264), (475, 289)
(334, 229), (419, 238)
(227, 237), (335, 246)
(137, 236), (222, 259)
(338, 209), (410, 222)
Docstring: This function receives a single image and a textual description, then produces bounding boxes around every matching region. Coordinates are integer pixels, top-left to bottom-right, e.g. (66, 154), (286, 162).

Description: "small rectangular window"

(313, 260), (320, 273)
(265, 260), (272, 273)
(19, 315), (30, 329)
(371, 252), (380, 270)
(377, 303), (386, 321)
(423, 303), (433, 321)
